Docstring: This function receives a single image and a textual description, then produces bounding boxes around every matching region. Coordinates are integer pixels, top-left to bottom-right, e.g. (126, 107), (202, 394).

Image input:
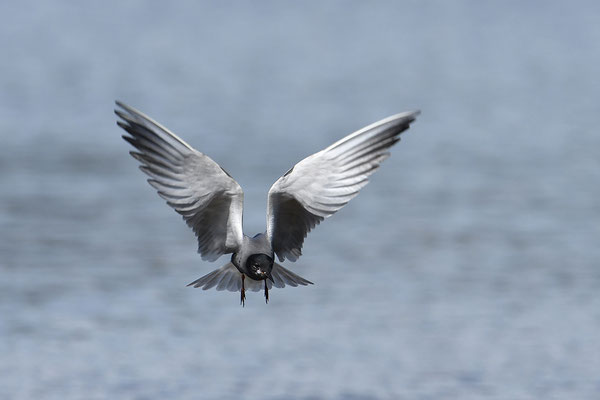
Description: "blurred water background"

(1, 1), (600, 399)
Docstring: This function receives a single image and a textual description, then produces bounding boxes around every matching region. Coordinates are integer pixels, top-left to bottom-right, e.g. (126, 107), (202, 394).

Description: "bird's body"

(115, 101), (419, 305)
(230, 233), (272, 271)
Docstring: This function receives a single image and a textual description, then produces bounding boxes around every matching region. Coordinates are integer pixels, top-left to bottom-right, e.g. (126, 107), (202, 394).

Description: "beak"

(266, 272), (274, 283)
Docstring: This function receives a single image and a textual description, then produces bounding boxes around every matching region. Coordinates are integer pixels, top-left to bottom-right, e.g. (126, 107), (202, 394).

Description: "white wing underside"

(116, 102), (244, 261)
(187, 262), (313, 291)
(266, 111), (420, 262)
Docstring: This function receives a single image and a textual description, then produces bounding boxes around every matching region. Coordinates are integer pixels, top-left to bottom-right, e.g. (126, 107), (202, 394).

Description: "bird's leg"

(240, 274), (246, 307)
(264, 279), (269, 304)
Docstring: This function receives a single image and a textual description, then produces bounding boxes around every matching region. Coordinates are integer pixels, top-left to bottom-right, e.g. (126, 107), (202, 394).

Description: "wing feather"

(266, 111), (419, 262)
(116, 101), (244, 261)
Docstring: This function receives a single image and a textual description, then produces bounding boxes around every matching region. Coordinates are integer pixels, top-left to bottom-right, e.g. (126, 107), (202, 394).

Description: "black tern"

(115, 101), (419, 305)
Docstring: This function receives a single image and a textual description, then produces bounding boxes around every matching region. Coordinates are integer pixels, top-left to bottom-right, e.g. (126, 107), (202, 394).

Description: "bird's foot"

(264, 280), (269, 304)
(240, 275), (246, 307)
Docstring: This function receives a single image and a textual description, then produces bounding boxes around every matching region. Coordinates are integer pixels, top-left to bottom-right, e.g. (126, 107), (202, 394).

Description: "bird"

(115, 101), (419, 305)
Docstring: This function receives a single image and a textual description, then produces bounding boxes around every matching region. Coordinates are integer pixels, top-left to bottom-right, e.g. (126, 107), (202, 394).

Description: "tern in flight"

(115, 101), (419, 305)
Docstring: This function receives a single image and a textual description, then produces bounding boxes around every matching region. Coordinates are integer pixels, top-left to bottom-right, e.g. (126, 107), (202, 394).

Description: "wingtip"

(407, 110), (421, 123)
(114, 101), (142, 118)
(388, 109), (420, 126)
(114, 107), (132, 122)
(395, 109), (421, 119)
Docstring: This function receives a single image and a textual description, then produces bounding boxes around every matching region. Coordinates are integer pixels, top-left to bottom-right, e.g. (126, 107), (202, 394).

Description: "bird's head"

(245, 254), (274, 282)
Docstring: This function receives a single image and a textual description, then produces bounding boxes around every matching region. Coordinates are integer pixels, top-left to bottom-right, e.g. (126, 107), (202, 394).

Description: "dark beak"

(266, 272), (274, 283)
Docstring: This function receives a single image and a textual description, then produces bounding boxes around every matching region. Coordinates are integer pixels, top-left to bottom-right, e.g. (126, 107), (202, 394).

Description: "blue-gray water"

(1, 1), (599, 399)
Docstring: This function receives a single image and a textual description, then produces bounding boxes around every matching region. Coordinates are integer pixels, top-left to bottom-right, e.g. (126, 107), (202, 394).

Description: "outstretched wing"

(267, 111), (420, 262)
(115, 101), (244, 261)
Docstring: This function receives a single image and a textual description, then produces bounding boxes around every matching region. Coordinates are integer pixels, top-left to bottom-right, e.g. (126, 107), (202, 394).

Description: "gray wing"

(115, 101), (244, 261)
(267, 111), (420, 262)
(187, 262), (312, 291)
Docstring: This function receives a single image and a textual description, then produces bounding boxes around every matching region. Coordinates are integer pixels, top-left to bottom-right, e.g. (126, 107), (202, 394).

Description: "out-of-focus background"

(1, 1), (599, 399)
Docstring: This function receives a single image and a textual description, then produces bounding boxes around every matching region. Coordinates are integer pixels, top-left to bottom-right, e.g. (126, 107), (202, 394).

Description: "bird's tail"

(187, 262), (313, 291)
(270, 262), (313, 288)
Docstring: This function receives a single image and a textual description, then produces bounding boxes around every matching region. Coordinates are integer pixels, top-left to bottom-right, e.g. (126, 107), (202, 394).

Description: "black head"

(245, 254), (274, 282)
